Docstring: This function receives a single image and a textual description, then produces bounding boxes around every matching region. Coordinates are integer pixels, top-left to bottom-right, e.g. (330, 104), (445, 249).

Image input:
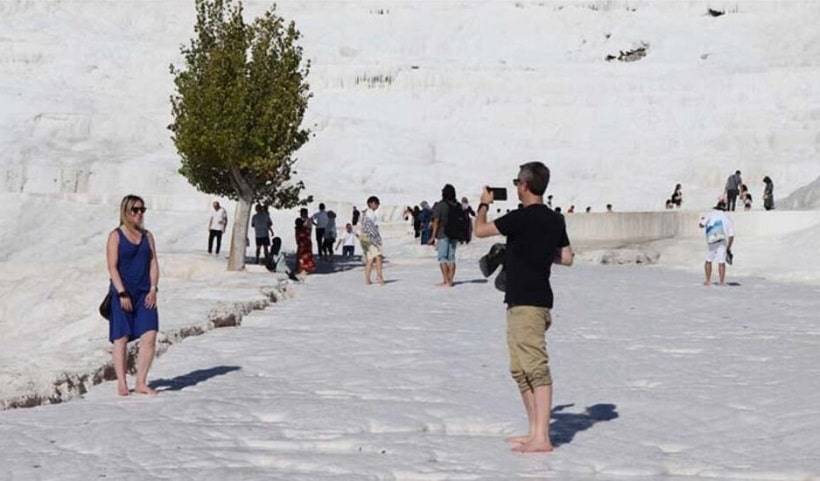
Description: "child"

(336, 223), (358, 257)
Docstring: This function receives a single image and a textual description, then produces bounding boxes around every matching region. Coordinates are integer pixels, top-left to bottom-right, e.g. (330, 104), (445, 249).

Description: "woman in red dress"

(295, 218), (315, 274)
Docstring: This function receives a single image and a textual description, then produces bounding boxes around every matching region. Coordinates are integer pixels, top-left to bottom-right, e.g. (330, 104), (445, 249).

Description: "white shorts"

(706, 241), (727, 264)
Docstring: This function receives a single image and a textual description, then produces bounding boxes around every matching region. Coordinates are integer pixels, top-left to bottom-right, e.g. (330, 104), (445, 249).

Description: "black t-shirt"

(494, 204), (570, 308)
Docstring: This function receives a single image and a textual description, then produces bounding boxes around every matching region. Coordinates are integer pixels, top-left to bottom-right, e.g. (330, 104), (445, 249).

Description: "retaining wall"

(565, 210), (820, 247)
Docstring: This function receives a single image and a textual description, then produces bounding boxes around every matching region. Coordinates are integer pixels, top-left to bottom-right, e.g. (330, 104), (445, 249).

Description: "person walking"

(699, 199), (735, 286)
(419, 201), (433, 245)
(429, 185), (465, 287)
(106, 195), (160, 397)
(294, 218), (315, 275)
(763, 176), (775, 210)
(360, 196), (385, 285)
(336, 223), (358, 257)
(311, 203), (330, 259)
(207, 201), (228, 255)
(725, 170), (742, 211)
(474, 162), (574, 454)
(324, 210), (338, 260)
(462, 197), (476, 243)
(671, 184), (683, 208)
(412, 205), (422, 239)
(251, 204), (274, 264)
(351, 206), (360, 226)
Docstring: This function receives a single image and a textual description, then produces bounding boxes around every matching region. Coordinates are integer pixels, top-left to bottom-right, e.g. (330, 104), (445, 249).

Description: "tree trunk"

(227, 196), (252, 271)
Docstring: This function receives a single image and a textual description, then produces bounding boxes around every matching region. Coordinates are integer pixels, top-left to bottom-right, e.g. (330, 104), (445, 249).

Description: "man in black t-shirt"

(474, 161), (574, 454)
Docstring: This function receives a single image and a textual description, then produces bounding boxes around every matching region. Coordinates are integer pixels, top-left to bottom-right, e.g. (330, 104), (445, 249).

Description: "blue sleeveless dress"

(109, 228), (159, 343)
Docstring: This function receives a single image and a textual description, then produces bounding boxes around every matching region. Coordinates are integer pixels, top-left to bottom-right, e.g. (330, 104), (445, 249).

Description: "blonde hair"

(119, 194), (146, 229)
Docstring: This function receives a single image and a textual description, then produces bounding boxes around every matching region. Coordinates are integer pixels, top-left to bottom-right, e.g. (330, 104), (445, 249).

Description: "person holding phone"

(106, 195), (159, 397)
(474, 162), (574, 454)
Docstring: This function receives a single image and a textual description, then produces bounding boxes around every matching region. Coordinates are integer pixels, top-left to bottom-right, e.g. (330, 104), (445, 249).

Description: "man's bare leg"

(506, 388), (535, 445)
(513, 385), (554, 453)
(134, 330), (157, 395)
(113, 337), (129, 396)
(449, 263), (457, 286)
(437, 263), (449, 286)
(718, 263), (726, 285)
(704, 262), (712, 286)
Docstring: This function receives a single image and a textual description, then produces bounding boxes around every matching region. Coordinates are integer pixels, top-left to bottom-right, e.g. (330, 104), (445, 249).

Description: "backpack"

(444, 202), (468, 242)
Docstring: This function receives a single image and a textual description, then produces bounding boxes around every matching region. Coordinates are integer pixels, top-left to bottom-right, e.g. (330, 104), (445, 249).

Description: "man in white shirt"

(311, 203), (330, 259)
(698, 200), (735, 286)
(207, 201), (228, 255)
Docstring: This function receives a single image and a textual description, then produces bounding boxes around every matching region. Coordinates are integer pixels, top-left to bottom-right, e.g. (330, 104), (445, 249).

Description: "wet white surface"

(2, 257), (818, 480)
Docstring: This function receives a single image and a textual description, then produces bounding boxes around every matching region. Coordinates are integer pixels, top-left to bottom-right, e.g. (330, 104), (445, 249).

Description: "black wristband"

(478, 203), (490, 211)
(117, 291), (128, 298)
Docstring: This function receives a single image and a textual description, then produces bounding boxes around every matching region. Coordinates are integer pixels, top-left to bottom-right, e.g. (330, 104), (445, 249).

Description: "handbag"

(99, 292), (112, 321)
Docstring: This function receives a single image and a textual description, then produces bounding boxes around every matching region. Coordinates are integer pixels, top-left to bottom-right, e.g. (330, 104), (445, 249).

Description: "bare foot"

(377, 278), (385, 286)
(505, 435), (532, 445)
(117, 383), (129, 397)
(134, 385), (158, 396)
(512, 440), (554, 453)
(365, 279), (372, 285)
(436, 282), (448, 287)
(703, 281), (711, 286)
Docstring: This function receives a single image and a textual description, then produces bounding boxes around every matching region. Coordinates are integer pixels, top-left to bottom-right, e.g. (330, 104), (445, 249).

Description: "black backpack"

(444, 202), (468, 242)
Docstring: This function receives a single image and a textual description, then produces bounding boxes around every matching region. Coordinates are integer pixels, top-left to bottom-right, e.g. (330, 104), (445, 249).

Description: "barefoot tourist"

(475, 162), (573, 453)
(699, 198), (735, 286)
(429, 184), (465, 287)
(106, 195), (159, 396)
(474, 162), (574, 453)
(360, 196), (385, 285)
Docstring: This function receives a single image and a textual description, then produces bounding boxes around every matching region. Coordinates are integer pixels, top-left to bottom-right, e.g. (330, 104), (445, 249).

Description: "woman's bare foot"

(377, 277), (385, 286)
(116, 383), (130, 397)
(505, 435), (531, 445)
(134, 385), (158, 396)
(512, 440), (554, 453)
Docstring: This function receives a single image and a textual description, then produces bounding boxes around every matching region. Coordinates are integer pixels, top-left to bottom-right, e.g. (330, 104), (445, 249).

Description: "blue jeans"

(436, 237), (457, 264)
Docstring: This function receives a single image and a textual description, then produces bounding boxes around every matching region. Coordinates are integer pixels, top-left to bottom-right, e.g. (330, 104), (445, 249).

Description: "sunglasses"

(512, 178), (522, 186)
(130, 207), (147, 214)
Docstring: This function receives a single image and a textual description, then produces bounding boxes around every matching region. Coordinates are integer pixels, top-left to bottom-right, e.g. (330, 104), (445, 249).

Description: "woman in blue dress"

(106, 195), (160, 396)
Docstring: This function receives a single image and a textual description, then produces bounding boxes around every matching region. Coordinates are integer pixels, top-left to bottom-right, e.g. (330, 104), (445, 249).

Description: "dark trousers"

(342, 245), (355, 257)
(727, 189), (739, 211)
(208, 229), (223, 254)
(315, 228), (326, 256)
(323, 237), (335, 257)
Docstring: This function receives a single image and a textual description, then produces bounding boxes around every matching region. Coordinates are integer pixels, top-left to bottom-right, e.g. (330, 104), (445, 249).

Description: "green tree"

(169, 0), (312, 270)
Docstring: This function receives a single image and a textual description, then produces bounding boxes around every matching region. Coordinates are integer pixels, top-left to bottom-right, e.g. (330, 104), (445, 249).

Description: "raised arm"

(474, 189), (500, 238)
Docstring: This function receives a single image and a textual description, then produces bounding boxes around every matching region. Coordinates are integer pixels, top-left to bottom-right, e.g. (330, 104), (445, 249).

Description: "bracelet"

(117, 291), (128, 298)
(150, 286), (158, 293)
(478, 203), (490, 211)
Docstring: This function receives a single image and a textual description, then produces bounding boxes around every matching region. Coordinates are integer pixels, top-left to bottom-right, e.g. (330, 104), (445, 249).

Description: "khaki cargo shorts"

(506, 306), (552, 392)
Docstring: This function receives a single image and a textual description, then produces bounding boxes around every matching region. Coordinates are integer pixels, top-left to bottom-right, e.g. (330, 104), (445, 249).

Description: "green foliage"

(169, 0), (313, 208)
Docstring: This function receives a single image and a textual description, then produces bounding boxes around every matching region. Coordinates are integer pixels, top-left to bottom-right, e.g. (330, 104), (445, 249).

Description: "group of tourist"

(664, 173), (775, 211)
